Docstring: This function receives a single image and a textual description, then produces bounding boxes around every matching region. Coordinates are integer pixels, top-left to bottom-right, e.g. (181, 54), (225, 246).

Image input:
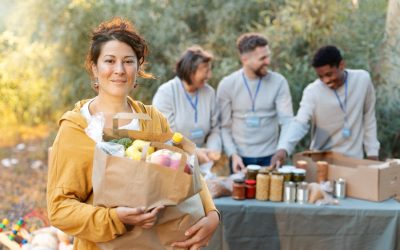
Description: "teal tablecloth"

(206, 197), (400, 250)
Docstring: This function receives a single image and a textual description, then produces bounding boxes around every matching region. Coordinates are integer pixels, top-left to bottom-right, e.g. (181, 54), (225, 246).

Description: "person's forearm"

(277, 119), (309, 155)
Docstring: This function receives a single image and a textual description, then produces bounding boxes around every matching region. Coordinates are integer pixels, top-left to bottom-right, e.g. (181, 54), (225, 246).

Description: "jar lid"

(245, 179), (256, 185)
(247, 164), (261, 171)
(271, 170), (282, 175)
(292, 168), (306, 174)
(233, 178), (244, 184)
(281, 165), (296, 170)
(278, 168), (292, 174)
(258, 168), (270, 174)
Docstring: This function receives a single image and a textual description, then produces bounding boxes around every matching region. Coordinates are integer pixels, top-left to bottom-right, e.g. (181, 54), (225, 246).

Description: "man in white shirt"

(272, 45), (380, 166)
(217, 33), (293, 172)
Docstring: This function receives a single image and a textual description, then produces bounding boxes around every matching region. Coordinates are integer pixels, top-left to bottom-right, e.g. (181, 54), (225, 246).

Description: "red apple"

(184, 164), (192, 174)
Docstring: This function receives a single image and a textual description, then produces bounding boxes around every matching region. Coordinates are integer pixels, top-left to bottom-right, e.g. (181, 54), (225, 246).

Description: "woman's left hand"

(171, 210), (220, 250)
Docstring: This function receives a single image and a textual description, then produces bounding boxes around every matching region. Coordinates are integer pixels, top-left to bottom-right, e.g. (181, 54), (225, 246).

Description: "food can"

(296, 182), (309, 204)
(283, 181), (296, 203)
(333, 178), (346, 199)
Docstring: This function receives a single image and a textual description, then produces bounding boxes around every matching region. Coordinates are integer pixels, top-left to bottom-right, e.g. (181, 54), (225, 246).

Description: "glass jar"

(278, 167), (293, 182)
(256, 169), (270, 201)
(245, 179), (256, 199)
(232, 179), (246, 200)
(292, 168), (306, 182)
(269, 172), (284, 202)
(246, 165), (261, 180)
(316, 161), (329, 183)
(295, 160), (308, 170)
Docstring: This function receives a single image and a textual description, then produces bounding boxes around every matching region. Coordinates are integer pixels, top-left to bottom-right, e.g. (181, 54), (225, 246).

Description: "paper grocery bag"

(92, 113), (205, 249)
(92, 140), (202, 209)
(97, 194), (205, 250)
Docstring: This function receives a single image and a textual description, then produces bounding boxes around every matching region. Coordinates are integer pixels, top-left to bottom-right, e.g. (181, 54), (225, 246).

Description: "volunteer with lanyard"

(153, 45), (221, 164)
(217, 33), (294, 173)
(272, 45), (380, 166)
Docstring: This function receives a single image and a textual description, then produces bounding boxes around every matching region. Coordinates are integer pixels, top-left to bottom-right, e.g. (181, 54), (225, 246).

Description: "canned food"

(333, 178), (346, 199)
(296, 182), (309, 204)
(283, 181), (296, 203)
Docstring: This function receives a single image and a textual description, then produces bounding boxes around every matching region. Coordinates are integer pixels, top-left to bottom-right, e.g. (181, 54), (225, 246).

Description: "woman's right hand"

(116, 206), (165, 229)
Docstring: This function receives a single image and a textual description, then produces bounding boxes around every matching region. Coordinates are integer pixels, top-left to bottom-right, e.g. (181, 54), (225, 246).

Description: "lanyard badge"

(180, 79), (205, 139)
(333, 71), (351, 139)
(180, 79), (199, 124)
(190, 128), (205, 139)
(242, 72), (262, 128)
(245, 115), (261, 127)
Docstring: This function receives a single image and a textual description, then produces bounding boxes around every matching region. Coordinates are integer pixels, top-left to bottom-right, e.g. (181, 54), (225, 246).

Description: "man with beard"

(272, 45), (380, 166)
(217, 33), (294, 173)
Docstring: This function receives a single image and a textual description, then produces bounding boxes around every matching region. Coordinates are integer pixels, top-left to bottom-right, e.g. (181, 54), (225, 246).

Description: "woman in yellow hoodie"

(47, 17), (219, 250)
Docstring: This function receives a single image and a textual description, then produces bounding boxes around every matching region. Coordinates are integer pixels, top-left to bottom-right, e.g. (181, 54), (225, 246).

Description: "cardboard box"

(293, 151), (400, 202)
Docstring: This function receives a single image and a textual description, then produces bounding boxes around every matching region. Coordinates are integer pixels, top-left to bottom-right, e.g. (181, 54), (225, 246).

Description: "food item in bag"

(125, 139), (155, 160)
(147, 149), (180, 168)
(109, 138), (133, 150)
(147, 149), (192, 174)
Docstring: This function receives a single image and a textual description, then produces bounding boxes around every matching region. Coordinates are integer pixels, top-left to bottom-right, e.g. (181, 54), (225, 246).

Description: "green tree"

(255, 0), (396, 158)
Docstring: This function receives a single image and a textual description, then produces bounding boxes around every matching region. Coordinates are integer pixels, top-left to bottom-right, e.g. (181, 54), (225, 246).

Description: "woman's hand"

(171, 210), (220, 250)
(116, 206), (165, 229)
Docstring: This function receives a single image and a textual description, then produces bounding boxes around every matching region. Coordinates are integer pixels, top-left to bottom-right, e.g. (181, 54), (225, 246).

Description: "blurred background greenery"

(0, 0), (399, 158)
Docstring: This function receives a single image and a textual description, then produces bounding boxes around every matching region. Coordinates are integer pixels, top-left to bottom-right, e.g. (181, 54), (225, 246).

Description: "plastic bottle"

(171, 132), (183, 148)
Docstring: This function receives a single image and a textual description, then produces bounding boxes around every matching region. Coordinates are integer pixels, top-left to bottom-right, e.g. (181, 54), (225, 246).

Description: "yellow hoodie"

(47, 98), (217, 250)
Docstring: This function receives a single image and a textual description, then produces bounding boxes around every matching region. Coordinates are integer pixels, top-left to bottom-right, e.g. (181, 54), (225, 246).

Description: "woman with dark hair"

(153, 46), (222, 164)
(47, 18), (219, 250)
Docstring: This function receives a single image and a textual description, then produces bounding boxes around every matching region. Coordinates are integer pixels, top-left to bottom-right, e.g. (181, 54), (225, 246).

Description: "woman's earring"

(93, 78), (99, 88)
(133, 82), (138, 88)
(92, 77), (99, 91)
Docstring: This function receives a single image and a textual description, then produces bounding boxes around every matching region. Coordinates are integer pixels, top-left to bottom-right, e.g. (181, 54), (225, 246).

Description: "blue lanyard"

(180, 80), (199, 124)
(242, 72), (262, 112)
(333, 71), (348, 123)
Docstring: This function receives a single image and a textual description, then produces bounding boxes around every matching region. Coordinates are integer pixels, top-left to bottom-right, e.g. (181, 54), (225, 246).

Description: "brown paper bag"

(98, 194), (204, 250)
(92, 113), (205, 249)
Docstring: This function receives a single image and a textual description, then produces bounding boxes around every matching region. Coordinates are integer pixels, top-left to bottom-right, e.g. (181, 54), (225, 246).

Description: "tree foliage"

(0, 0), (398, 158)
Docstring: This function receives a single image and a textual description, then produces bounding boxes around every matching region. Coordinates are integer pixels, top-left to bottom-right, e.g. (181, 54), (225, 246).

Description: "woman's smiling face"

(92, 40), (138, 97)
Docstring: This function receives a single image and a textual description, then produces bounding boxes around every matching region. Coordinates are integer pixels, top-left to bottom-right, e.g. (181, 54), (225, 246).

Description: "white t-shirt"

(80, 98), (140, 130)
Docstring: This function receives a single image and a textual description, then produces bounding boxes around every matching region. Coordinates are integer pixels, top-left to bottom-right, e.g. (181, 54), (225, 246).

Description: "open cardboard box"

(293, 151), (400, 202)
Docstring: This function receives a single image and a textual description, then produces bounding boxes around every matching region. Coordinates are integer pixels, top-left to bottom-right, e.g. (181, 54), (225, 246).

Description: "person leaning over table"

(46, 17), (219, 250)
(271, 45), (380, 166)
(152, 46), (222, 165)
(216, 32), (294, 173)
